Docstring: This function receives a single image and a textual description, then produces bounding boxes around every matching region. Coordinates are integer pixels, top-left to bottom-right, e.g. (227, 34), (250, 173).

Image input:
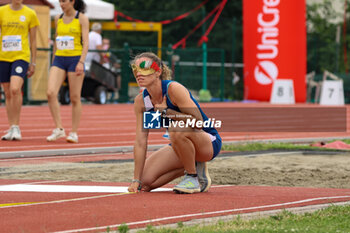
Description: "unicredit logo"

(254, 61), (278, 85)
(254, 0), (280, 85)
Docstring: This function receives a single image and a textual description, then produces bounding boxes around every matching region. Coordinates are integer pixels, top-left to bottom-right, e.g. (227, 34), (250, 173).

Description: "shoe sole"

(1, 134), (12, 140)
(47, 135), (66, 142)
(66, 138), (78, 143)
(197, 162), (211, 193)
(2, 137), (22, 141)
(202, 163), (211, 192)
(173, 187), (201, 194)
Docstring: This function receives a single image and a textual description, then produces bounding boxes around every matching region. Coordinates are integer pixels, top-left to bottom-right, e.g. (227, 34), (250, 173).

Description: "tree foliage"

(103, 0), (242, 62)
(307, 0), (342, 73)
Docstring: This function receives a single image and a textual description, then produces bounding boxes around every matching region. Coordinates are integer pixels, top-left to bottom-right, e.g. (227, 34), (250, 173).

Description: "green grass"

(133, 205), (350, 233)
(341, 139), (350, 145)
(222, 142), (342, 152)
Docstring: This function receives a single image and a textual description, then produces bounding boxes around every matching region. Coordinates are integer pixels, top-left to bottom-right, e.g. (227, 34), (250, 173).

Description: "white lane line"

(0, 139), (167, 151)
(0, 152), (129, 162)
(0, 180), (68, 186)
(0, 140), (161, 151)
(51, 195), (350, 233)
(0, 184), (171, 193)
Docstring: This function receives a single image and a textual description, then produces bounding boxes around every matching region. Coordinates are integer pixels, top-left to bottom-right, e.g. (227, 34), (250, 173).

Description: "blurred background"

(1, 0), (349, 105)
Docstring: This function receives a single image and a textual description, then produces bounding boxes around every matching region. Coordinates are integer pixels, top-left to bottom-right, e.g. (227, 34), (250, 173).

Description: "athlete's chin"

(136, 80), (147, 87)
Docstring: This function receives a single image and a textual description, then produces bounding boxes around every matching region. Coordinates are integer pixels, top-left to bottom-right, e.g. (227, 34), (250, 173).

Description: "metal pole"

(202, 7), (207, 90)
(118, 42), (130, 103)
(202, 42), (207, 90)
(220, 49), (225, 101)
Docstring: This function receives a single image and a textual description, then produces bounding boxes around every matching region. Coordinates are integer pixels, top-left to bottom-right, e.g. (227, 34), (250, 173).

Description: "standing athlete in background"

(46, 0), (89, 143)
(0, 0), (39, 140)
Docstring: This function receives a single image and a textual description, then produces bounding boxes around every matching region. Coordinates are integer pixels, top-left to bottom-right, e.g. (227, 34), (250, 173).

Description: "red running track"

(1, 179), (350, 233)
(1, 103), (350, 232)
(1, 102), (350, 154)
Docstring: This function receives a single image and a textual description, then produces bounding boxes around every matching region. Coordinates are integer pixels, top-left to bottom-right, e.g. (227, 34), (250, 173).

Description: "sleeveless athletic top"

(0, 4), (39, 62)
(142, 80), (220, 137)
(55, 11), (82, 57)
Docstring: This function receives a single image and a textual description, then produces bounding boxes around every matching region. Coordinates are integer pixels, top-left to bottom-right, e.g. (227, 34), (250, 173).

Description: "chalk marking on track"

(0, 202), (39, 207)
(0, 184), (171, 193)
(0, 192), (133, 209)
(51, 195), (350, 233)
(0, 184), (171, 209)
(18, 180), (69, 185)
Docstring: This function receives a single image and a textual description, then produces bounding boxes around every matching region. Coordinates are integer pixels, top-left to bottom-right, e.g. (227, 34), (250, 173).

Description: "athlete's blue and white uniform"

(142, 80), (222, 159)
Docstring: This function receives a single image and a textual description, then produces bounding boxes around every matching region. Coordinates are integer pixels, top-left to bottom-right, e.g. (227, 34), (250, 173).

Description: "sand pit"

(1, 151), (350, 189)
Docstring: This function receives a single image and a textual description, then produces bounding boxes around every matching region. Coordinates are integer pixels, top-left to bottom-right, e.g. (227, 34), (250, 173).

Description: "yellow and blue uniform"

(0, 4), (39, 63)
(55, 11), (82, 57)
(52, 11), (83, 72)
(0, 4), (39, 81)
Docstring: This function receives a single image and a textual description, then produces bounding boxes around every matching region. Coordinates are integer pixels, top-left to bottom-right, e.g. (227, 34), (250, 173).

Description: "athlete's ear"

(157, 69), (162, 78)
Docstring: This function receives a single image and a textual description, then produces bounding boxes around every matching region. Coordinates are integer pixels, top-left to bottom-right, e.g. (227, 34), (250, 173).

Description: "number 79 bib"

(56, 36), (74, 50)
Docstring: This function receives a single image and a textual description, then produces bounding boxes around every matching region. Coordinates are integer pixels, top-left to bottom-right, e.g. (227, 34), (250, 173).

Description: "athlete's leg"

(47, 66), (66, 129)
(168, 128), (214, 174)
(9, 76), (24, 125)
(67, 71), (84, 133)
(141, 145), (185, 191)
(1, 83), (12, 126)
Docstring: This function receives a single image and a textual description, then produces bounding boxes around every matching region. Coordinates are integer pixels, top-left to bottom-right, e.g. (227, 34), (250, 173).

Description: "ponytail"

(160, 62), (172, 80)
(73, 0), (86, 13)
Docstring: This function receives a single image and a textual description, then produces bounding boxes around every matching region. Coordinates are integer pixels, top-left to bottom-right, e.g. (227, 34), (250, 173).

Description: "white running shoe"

(173, 174), (201, 194)
(1, 126), (14, 140)
(66, 132), (78, 143)
(11, 125), (22, 141)
(47, 128), (66, 141)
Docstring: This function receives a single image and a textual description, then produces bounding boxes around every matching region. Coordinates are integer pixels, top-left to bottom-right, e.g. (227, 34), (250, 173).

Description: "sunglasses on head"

(131, 60), (160, 76)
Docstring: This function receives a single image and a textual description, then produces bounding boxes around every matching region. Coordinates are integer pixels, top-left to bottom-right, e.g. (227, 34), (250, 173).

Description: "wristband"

(132, 179), (142, 184)
(79, 61), (84, 65)
(31, 63), (36, 66)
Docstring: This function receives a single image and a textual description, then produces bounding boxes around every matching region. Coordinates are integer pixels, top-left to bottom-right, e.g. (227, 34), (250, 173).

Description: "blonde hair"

(131, 52), (172, 80)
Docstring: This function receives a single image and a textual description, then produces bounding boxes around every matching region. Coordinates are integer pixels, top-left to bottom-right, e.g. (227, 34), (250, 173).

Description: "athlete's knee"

(46, 89), (57, 101)
(140, 184), (151, 192)
(10, 86), (22, 96)
(69, 93), (81, 104)
(139, 176), (155, 192)
(169, 131), (188, 144)
(3, 90), (11, 100)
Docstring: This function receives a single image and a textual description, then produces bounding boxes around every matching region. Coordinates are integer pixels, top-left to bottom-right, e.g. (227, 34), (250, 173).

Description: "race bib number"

(56, 36), (74, 50)
(2, 35), (22, 51)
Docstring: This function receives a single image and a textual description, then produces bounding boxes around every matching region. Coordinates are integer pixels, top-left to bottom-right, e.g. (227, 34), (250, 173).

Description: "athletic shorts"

(52, 56), (84, 72)
(0, 60), (29, 82)
(207, 132), (222, 160)
(168, 130), (222, 160)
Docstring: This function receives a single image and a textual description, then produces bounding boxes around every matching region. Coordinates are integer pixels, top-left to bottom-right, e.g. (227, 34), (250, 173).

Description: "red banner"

(243, 0), (306, 102)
